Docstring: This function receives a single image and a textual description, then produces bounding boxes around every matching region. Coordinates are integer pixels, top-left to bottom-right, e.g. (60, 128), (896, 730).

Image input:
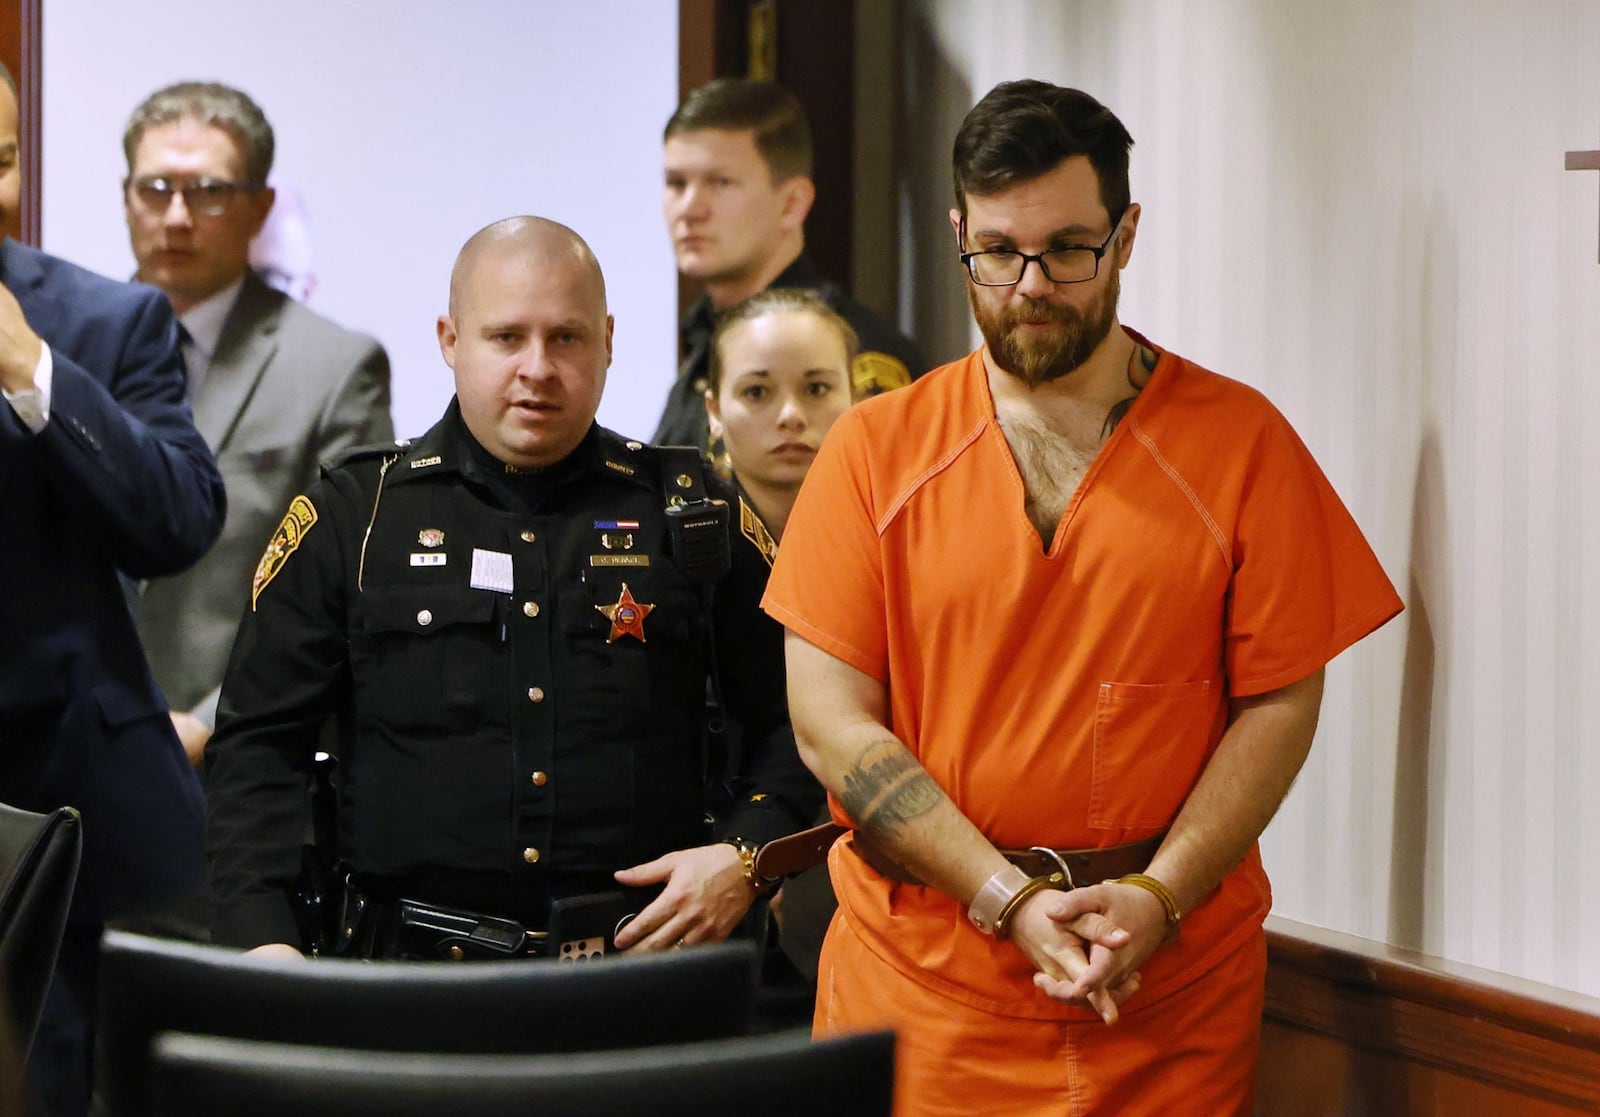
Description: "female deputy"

(703, 287), (858, 997)
(704, 288), (858, 543)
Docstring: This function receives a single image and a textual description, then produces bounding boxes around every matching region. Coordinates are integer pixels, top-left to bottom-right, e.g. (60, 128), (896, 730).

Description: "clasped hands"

(1007, 878), (1176, 1025)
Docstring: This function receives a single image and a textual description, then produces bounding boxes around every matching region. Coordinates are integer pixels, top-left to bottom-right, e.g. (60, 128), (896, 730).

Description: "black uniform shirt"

(652, 254), (928, 449)
(206, 401), (818, 948)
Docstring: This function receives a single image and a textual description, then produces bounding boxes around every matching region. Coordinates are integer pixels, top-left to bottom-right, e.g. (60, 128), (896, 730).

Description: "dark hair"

(707, 287), (859, 397)
(124, 82), (274, 184)
(952, 80), (1133, 222)
(665, 78), (812, 182)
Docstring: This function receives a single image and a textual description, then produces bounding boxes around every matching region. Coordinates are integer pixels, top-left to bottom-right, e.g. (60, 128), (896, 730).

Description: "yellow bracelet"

(1112, 873), (1181, 925)
(993, 871), (1066, 939)
(721, 838), (778, 897)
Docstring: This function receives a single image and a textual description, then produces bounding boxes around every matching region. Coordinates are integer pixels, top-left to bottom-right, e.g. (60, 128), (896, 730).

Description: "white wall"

(903, 0), (1600, 995)
(40, 0), (679, 443)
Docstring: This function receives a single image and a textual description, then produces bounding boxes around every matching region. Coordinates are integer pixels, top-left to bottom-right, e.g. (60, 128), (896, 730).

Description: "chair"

(96, 930), (759, 1117)
(0, 803), (82, 1056)
(149, 1027), (895, 1117)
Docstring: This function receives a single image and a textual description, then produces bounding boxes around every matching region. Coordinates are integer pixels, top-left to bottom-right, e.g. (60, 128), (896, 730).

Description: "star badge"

(597, 582), (655, 643)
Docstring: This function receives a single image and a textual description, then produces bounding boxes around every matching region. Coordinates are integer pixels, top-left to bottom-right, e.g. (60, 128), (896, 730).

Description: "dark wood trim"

(1263, 915), (1600, 1111)
(675, 0), (743, 324)
(0, 0), (42, 245)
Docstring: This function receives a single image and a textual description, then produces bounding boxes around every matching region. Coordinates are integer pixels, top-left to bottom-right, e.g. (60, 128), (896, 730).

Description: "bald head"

(448, 216), (607, 321)
(438, 215), (615, 470)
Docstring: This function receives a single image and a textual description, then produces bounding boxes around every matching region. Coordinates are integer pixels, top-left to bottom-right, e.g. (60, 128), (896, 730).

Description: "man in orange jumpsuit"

(762, 81), (1403, 1116)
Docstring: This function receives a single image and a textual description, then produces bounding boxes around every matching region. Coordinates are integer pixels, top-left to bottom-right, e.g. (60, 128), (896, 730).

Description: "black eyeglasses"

(958, 211), (1126, 286)
(125, 176), (263, 218)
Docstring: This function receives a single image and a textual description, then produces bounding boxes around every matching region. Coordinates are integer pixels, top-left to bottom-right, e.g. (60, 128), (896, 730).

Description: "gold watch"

(720, 837), (778, 896)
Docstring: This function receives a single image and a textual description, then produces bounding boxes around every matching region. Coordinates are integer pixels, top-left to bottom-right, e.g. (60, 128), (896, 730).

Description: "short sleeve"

(762, 407), (890, 680)
(1224, 412), (1402, 695)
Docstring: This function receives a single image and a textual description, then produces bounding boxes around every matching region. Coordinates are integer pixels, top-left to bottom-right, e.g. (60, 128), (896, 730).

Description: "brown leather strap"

(850, 831), (1164, 889)
(753, 822), (848, 881)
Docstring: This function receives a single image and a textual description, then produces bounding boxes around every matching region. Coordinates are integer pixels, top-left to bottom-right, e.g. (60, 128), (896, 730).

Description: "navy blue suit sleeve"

(36, 285), (225, 578)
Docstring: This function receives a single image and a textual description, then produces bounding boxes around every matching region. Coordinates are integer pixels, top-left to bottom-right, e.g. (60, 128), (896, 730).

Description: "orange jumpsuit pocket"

(1089, 679), (1214, 830)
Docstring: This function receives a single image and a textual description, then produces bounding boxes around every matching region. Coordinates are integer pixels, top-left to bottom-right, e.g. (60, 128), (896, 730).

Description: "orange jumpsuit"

(763, 343), (1403, 1116)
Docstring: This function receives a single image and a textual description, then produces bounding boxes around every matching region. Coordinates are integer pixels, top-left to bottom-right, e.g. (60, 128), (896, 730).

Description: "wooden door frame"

(1, 0), (43, 245)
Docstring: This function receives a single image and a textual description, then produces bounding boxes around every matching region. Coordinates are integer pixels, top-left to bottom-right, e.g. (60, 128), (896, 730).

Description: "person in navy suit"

(0, 63), (225, 1117)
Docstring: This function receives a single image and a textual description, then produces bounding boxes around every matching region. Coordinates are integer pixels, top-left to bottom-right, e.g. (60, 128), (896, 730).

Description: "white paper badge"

(470, 548), (514, 593)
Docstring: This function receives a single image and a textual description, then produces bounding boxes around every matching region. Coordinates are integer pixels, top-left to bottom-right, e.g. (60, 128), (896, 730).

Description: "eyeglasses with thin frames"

(958, 210), (1126, 286)
(125, 176), (263, 218)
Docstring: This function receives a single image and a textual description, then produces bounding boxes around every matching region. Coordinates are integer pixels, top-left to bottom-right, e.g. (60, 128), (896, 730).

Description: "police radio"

(666, 497), (731, 585)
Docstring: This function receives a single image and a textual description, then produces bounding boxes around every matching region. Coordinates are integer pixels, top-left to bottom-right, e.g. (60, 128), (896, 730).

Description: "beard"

(969, 267), (1120, 387)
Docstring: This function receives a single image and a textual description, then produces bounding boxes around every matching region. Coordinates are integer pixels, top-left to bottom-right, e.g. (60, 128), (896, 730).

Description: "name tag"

(470, 548), (514, 592)
(590, 555), (651, 567)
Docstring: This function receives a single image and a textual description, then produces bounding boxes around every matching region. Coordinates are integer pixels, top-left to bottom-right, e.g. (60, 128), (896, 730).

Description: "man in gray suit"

(124, 82), (393, 766)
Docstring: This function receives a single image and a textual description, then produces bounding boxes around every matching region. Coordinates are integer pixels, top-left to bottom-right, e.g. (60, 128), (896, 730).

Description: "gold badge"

(251, 495), (318, 610)
(850, 350), (913, 397)
(418, 528), (445, 547)
(596, 583), (655, 643)
(409, 455), (443, 469)
(739, 497), (778, 568)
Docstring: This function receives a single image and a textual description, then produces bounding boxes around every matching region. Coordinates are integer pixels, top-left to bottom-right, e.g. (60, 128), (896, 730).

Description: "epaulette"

(327, 437), (414, 473)
(596, 430), (651, 483)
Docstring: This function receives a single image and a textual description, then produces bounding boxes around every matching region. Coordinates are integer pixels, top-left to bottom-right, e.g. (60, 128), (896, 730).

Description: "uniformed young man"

(205, 216), (818, 960)
(656, 78), (926, 450)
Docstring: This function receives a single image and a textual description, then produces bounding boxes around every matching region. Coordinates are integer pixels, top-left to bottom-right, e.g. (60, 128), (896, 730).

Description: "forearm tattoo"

(838, 739), (944, 836)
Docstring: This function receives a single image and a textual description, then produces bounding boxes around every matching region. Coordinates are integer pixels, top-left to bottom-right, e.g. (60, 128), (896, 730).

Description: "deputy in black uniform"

(206, 216), (819, 958)
(656, 77), (927, 450)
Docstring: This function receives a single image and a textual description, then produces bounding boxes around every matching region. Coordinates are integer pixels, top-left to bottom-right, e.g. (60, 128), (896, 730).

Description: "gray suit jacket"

(136, 271), (393, 716)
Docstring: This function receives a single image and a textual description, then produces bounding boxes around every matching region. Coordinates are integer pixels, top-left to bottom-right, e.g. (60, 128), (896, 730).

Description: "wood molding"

(1263, 915), (1600, 1111)
(0, 0), (41, 244)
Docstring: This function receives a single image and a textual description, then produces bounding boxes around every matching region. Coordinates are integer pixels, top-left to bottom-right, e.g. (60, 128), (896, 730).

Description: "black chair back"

(149, 1028), (895, 1117)
(97, 931), (759, 1117)
(0, 803), (82, 1055)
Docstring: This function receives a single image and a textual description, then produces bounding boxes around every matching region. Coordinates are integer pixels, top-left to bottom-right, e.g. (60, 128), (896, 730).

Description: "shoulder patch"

(251, 495), (318, 611)
(851, 350), (913, 398)
(739, 496), (778, 568)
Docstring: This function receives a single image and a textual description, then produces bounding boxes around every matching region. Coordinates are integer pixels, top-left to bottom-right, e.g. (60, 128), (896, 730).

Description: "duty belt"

(336, 891), (549, 962)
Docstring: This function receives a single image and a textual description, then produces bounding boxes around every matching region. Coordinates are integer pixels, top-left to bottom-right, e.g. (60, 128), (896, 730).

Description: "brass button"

(416, 609), (433, 626)
(522, 847), (540, 864)
(531, 770), (548, 787)
(448, 944), (465, 961)
(527, 686), (545, 703)
(520, 529), (537, 543)
(523, 601), (540, 618)
(675, 473), (694, 490)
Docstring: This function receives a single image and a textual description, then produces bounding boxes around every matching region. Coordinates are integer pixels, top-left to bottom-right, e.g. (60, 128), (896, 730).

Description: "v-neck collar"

(972, 331), (1173, 557)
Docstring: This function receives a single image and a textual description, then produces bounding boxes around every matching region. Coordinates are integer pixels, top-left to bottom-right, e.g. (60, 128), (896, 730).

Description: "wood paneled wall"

(1259, 917), (1600, 1115)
